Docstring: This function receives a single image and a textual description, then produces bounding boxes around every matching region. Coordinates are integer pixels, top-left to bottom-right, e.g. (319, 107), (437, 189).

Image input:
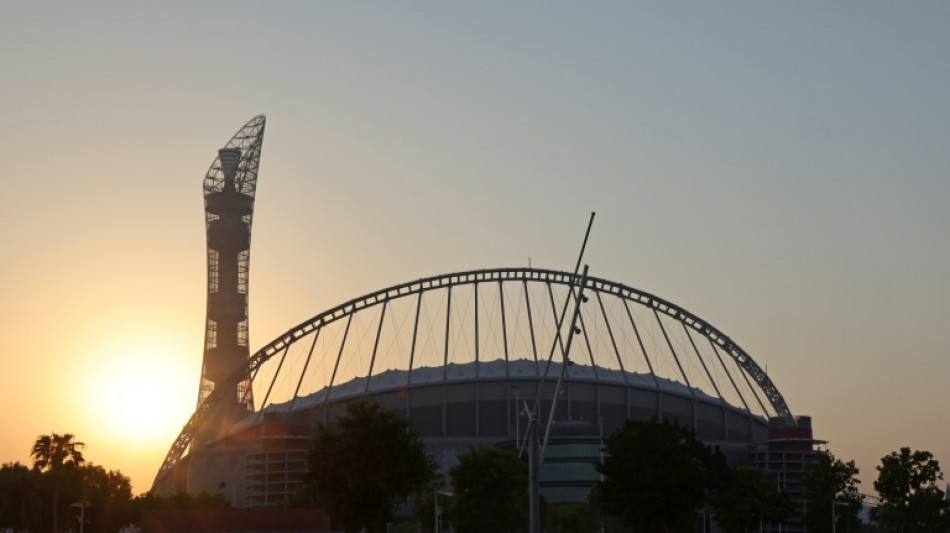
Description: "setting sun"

(84, 343), (196, 446)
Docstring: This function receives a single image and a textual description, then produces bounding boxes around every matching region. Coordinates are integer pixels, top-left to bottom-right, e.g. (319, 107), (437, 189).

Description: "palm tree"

(30, 433), (85, 533)
(0, 462), (44, 531)
(30, 433), (85, 472)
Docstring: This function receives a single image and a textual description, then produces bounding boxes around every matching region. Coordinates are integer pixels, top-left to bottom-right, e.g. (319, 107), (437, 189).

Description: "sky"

(1, 2), (948, 494)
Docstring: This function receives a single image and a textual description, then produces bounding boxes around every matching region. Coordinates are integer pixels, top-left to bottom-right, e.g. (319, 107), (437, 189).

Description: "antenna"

(521, 211), (595, 453)
(521, 212), (595, 533)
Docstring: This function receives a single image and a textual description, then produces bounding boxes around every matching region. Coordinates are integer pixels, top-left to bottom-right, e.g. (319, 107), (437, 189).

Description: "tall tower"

(197, 115), (266, 422)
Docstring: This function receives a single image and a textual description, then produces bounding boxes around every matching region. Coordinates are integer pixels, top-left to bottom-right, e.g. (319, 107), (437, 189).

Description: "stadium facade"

(152, 117), (818, 532)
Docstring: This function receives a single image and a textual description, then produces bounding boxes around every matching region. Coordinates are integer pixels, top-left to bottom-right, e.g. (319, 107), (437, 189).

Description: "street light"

(832, 498), (849, 533)
(69, 501), (84, 533)
(433, 484), (453, 533)
(510, 385), (521, 444)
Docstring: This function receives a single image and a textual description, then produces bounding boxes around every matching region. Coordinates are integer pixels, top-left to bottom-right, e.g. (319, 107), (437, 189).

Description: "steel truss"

(156, 267), (792, 481)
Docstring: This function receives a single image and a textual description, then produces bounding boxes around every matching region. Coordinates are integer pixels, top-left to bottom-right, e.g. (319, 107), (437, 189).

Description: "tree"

(448, 445), (527, 533)
(79, 464), (134, 533)
(2, 436), (140, 533)
(872, 447), (950, 533)
(802, 450), (863, 533)
(545, 501), (598, 533)
(131, 490), (230, 511)
(30, 433), (86, 533)
(301, 400), (437, 533)
(0, 462), (44, 532)
(707, 462), (792, 533)
(30, 433), (85, 472)
(591, 419), (723, 533)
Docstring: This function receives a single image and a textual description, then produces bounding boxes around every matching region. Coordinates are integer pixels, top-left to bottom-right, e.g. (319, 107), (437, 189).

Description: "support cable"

(653, 308), (695, 395)
(287, 328), (321, 412)
(499, 280), (510, 377)
(365, 300), (388, 393)
(576, 311), (599, 380)
(523, 280), (540, 374)
(682, 324), (724, 405)
(622, 299), (661, 391)
(706, 337), (751, 413)
(442, 287), (452, 381)
(595, 291), (628, 383)
(257, 344), (292, 422)
(238, 363), (261, 407)
(407, 291), (423, 385)
(324, 313), (353, 403)
(730, 343), (771, 417)
(474, 282), (480, 379)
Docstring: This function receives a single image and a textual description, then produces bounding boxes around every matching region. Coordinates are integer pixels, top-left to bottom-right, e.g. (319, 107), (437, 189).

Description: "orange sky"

(2, 2), (948, 494)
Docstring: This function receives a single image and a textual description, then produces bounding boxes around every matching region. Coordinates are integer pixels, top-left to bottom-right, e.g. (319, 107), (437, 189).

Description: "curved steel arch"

(155, 267), (792, 479)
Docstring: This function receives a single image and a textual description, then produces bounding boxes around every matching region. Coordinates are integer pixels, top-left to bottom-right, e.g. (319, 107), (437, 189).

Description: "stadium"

(151, 116), (816, 532)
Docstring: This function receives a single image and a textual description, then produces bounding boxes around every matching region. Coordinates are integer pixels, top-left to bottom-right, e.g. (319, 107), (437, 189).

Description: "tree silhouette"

(3, 437), (141, 533)
(0, 462), (44, 531)
(79, 463), (134, 533)
(872, 447), (950, 533)
(802, 450), (862, 533)
(30, 433), (85, 472)
(448, 445), (527, 533)
(591, 419), (723, 533)
(707, 462), (792, 533)
(301, 401), (437, 533)
(30, 433), (86, 533)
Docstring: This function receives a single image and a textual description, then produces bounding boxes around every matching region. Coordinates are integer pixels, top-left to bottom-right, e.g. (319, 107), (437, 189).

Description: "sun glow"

(84, 344), (196, 446)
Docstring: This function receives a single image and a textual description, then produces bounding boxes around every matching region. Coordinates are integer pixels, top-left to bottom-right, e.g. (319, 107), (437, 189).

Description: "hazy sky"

(2, 2), (948, 494)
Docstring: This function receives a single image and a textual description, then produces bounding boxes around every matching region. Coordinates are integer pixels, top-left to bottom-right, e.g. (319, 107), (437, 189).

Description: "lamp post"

(510, 385), (521, 444)
(832, 499), (849, 533)
(433, 486), (452, 533)
(832, 498), (836, 533)
(69, 501), (84, 533)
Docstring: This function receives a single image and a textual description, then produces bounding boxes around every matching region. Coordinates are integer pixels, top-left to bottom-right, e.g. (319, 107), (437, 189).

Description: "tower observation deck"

(197, 115), (266, 430)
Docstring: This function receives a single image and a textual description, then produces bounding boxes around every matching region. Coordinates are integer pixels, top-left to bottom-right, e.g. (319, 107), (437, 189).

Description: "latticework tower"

(197, 115), (265, 420)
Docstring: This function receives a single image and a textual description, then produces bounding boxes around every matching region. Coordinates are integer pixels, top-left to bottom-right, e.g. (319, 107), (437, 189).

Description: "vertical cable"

(595, 292), (628, 383)
(474, 282), (480, 378)
(442, 286), (452, 381)
(365, 300), (388, 393)
(653, 308), (694, 395)
(287, 327), (321, 412)
(727, 343), (770, 416)
(576, 312), (599, 380)
(544, 282), (568, 378)
(407, 291), (424, 385)
(706, 337), (751, 413)
(256, 343), (291, 422)
(499, 280), (510, 377)
(682, 324), (724, 404)
(324, 313), (353, 403)
(622, 299), (661, 391)
(524, 280), (540, 376)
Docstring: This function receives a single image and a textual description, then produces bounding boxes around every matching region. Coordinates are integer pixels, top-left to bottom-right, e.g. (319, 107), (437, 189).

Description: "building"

(151, 116), (816, 531)
(752, 416), (822, 533)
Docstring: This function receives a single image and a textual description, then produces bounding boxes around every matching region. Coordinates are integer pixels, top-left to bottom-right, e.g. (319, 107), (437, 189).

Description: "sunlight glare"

(85, 344), (196, 446)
